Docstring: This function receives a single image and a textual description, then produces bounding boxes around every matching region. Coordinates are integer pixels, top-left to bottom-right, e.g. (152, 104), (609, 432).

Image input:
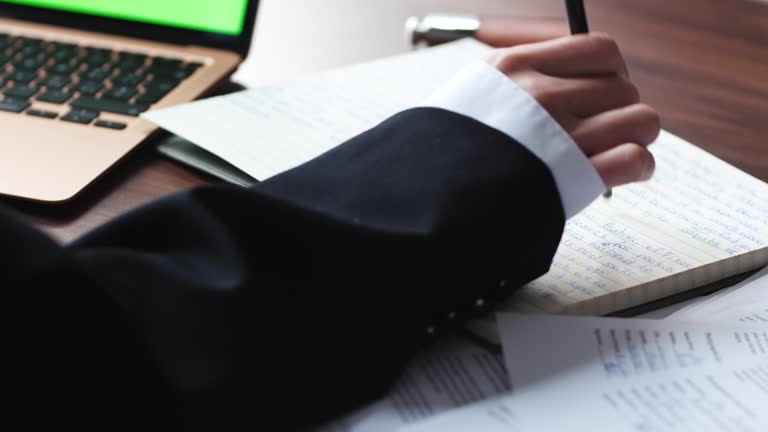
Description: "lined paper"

(497, 131), (768, 316)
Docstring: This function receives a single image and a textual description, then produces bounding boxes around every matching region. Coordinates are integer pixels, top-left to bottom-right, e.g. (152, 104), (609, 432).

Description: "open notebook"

(144, 39), (768, 344)
(466, 131), (768, 342)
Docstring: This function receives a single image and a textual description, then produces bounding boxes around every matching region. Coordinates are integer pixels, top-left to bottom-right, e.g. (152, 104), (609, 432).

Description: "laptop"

(0, 0), (259, 202)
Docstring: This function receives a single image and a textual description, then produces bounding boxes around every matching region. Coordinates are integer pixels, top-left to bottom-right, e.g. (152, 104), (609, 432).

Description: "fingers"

(571, 104), (661, 156)
(499, 33), (630, 78)
(485, 32), (660, 188)
(475, 18), (568, 47)
(517, 75), (640, 119)
(591, 143), (656, 188)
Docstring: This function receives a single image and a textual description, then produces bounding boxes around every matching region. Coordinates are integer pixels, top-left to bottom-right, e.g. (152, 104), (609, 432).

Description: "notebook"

(465, 131), (768, 342)
(144, 39), (768, 344)
(0, 0), (258, 202)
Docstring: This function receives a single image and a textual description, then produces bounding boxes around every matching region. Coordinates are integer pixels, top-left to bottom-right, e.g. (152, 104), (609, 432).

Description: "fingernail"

(644, 153), (656, 180)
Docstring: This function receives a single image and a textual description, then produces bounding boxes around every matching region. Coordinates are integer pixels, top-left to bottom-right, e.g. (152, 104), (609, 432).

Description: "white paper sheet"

(144, 39), (492, 181)
(403, 314), (768, 432)
(317, 338), (507, 432)
(668, 266), (768, 323)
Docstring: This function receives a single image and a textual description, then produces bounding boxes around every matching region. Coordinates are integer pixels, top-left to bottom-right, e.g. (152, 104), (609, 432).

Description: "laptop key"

(135, 89), (166, 105)
(150, 57), (182, 69)
(9, 70), (37, 84)
(114, 53), (146, 72)
(103, 86), (137, 101)
(146, 77), (179, 93)
(80, 68), (110, 82)
(74, 80), (103, 96)
(48, 62), (78, 76)
(27, 109), (58, 119)
(5, 84), (38, 99)
(61, 108), (99, 124)
(71, 96), (148, 116)
(94, 120), (127, 130)
(144, 65), (192, 80)
(15, 57), (44, 70)
(37, 89), (74, 104)
(0, 97), (30, 113)
(83, 54), (111, 68)
(51, 47), (78, 62)
(135, 78), (180, 104)
(19, 44), (43, 57)
(39, 74), (71, 89)
(113, 60), (143, 73)
(113, 72), (144, 86)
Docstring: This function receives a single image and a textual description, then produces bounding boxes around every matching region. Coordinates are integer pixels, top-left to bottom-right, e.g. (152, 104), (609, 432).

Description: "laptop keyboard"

(0, 33), (203, 129)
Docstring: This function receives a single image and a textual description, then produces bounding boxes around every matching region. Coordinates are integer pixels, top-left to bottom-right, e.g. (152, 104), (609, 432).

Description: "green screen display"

(2, 0), (250, 36)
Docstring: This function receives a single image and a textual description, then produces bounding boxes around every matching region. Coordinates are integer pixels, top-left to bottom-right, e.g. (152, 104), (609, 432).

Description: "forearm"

(5, 108), (565, 431)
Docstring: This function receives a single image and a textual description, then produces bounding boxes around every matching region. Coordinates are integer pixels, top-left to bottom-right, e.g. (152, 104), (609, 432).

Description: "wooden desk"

(10, 0), (768, 243)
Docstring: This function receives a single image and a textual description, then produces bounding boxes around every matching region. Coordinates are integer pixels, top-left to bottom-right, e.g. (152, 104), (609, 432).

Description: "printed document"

(317, 338), (506, 432)
(403, 314), (768, 432)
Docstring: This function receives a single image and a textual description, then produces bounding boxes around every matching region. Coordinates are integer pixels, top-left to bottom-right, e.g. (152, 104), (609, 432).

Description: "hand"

(486, 34), (659, 188)
(475, 18), (569, 47)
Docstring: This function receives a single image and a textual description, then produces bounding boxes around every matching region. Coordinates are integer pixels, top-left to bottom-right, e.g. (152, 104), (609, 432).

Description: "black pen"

(565, 0), (589, 34)
(564, 1), (611, 198)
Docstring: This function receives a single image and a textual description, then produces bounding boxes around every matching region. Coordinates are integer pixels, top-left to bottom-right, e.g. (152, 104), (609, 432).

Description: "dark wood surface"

(8, 0), (768, 244)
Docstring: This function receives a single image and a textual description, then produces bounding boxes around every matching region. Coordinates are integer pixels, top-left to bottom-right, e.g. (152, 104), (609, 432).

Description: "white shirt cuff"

(422, 60), (606, 219)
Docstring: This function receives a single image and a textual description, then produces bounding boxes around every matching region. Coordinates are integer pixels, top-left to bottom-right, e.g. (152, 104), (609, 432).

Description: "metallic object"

(404, 13), (480, 49)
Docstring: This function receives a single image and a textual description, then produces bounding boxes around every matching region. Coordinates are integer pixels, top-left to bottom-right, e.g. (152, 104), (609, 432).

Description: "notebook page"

(498, 131), (768, 315)
(144, 39), (492, 180)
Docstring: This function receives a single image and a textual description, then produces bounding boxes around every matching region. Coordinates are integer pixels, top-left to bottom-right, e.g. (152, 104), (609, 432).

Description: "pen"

(565, 0), (589, 34)
(565, 1), (612, 198)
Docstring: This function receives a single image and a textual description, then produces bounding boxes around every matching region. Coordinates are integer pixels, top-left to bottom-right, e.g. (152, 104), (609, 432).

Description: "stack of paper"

(142, 38), (768, 431)
(403, 314), (768, 431)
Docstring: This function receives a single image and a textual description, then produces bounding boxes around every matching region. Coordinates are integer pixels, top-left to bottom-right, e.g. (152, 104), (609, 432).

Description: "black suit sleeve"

(4, 108), (565, 431)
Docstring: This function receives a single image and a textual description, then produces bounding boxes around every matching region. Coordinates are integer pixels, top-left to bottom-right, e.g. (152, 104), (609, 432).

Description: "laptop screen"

(1, 0), (250, 36)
